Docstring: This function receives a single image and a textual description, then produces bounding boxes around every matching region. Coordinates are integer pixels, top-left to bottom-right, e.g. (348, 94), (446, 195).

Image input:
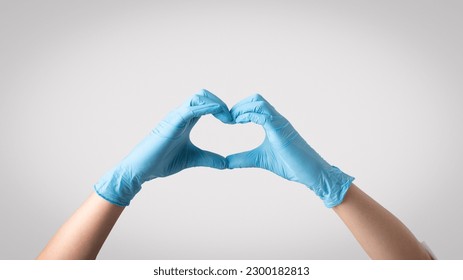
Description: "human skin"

(37, 193), (124, 260)
(333, 183), (432, 259)
(37, 183), (432, 259)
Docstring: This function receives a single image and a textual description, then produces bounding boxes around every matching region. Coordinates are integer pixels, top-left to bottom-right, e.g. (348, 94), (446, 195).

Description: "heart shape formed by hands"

(187, 90), (313, 182)
(190, 114), (265, 157)
(94, 89), (354, 208)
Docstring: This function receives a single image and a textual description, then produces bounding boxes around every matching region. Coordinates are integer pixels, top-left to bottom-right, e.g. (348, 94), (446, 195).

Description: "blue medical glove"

(94, 89), (232, 206)
(226, 94), (354, 208)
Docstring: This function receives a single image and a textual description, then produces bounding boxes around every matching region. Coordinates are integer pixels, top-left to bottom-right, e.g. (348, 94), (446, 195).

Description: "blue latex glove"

(94, 89), (232, 206)
(226, 94), (354, 208)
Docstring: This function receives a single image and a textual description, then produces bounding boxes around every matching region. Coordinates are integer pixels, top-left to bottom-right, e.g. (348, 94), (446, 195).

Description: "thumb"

(187, 147), (228, 170)
(226, 148), (262, 169)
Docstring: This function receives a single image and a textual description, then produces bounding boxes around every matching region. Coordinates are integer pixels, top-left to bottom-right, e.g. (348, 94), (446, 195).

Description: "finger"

(230, 93), (268, 113)
(196, 89), (229, 111)
(226, 148), (262, 169)
(189, 93), (220, 107)
(187, 148), (228, 170)
(234, 112), (270, 125)
(230, 101), (275, 121)
(185, 103), (222, 119)
(155, 94), (225, 135)
(191, 89), (233, 123)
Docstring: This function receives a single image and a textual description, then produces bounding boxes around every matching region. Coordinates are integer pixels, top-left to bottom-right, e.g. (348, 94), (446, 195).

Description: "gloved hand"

(226, 94), (354, 207)
(94, 89), (232, 206)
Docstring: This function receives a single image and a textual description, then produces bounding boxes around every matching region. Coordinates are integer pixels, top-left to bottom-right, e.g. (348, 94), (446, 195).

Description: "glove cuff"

(317, 166), (355, 208)
(93, 166), (142, 207)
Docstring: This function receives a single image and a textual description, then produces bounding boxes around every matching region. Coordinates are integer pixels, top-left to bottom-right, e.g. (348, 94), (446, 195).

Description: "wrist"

(94, 166), (143, 207)
(307, 166), (354, 208)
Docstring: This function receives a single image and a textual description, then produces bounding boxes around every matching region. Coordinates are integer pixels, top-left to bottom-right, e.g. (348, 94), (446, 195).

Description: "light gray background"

(1, 0), (462, 259)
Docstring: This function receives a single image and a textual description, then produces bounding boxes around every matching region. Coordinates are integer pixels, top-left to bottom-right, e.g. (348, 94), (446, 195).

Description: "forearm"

(333, 184), (431, 260)
(37, 192), (124, 260)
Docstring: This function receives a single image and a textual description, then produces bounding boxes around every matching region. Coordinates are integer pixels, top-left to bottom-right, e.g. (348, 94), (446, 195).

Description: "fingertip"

(225, 151), (257, 169)
(224, 155), (237, 169)
(219, 159), (228, 170)
(214, 158), (228, 170)
(193, 149), (228, 170)
(213, 110), (234, 124)
(212, 154), (228, 170)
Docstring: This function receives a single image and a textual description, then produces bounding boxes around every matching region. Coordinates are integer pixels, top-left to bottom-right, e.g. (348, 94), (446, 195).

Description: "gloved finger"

(186, 148), (228, 170)
(230, 101), (275, 121)
(234, 112), (270, 126)
(195, 89), (233, 123)
(188, 98), (231, 123)
(194, 89), (226, 107)
(190, 90), (233, 123)
(161, 96), (222, 128)
(184, 103), (223, 120)
(226, 148), (261, 169)
(230, 93), (268, 113)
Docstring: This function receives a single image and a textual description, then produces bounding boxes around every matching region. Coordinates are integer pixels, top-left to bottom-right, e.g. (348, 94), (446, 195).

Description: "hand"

(94, 89), (232, 206)
(226, 94), (354, 207)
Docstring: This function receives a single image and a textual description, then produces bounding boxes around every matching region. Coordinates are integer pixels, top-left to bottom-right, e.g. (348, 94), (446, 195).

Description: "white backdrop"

(1, 0), (462, 259)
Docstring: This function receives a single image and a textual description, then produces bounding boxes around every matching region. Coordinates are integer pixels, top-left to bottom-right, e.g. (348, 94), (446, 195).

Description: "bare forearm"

(37, 192), (124, 260)
(333, 184), (431, 260)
